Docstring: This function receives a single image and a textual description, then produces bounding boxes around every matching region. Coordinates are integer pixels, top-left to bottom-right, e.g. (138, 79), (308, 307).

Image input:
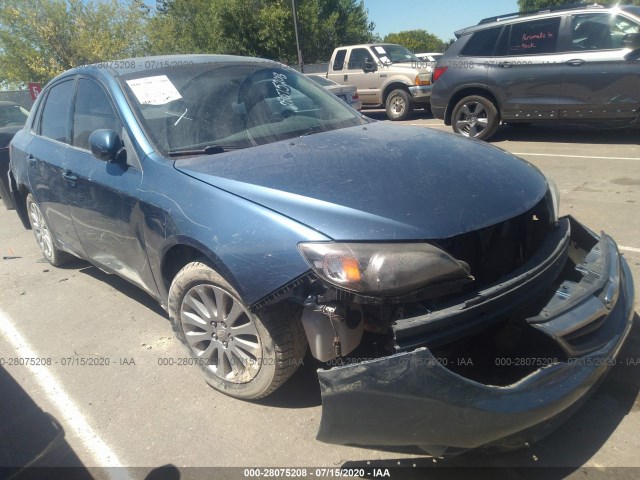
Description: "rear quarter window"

(460, 26), (504, 56)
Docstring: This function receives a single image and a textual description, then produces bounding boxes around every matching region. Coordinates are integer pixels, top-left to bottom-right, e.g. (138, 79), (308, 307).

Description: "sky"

(362, 0), (520, 41)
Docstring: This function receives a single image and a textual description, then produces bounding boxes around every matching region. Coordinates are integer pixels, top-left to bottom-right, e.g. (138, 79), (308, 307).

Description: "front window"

(571, 13), (640, 50)
(120, 62), (365, 156)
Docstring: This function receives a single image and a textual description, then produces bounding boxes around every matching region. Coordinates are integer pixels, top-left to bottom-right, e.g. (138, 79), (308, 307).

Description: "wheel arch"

(14, 180), (32, 230)
(382, 82), (411, 104)
(445, 87), (500, 126)
(160, 238), (241, 303)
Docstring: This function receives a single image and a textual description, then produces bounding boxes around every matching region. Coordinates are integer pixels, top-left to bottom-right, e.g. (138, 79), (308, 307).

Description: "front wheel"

(385, 89), (414, 121)
(26, 194), (71, 267)
(452, 95), (500, 140)
(168, 260), (307, 399)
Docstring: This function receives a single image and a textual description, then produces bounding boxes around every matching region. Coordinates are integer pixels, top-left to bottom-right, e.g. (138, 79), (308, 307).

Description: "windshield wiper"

(168, 145), (229, 157)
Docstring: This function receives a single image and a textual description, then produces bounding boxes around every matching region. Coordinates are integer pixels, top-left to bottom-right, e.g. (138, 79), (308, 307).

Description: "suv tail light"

(433, 66), (448, 83)
(352, 92), (359, 100)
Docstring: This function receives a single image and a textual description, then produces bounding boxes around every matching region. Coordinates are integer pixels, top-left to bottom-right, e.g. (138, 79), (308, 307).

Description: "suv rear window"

(507, 17), (560, 55)
(461, 26), (503, 56)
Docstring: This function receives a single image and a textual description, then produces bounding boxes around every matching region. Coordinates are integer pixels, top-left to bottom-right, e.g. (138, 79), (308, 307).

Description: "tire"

(168, 260), (307, 399)
(25, 194), (72, 267)
(385, 89), (414, 121)
(452, 95), (500, 140)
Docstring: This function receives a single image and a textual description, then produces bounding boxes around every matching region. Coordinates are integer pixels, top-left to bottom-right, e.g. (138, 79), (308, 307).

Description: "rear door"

(65, 77), (150, 291)
(26, 78), (84, 254)
(561, 12), (640, 120)
(488, 16), (568, 121)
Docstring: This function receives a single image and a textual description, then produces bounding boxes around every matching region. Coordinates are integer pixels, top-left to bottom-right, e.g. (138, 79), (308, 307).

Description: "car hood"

(174, 123), (548, 241)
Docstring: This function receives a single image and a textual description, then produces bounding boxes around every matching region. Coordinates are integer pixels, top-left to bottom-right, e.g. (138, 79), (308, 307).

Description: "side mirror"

(363, 60), (377, 73)
(622, 33), (640, 49)
(89, 129), (126, 164)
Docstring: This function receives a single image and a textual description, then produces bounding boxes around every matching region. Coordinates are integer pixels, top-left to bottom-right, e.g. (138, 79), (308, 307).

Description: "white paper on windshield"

(379, 56), (390, 64)
(375, 46), (386, 54)
(125, 75), (182, 105)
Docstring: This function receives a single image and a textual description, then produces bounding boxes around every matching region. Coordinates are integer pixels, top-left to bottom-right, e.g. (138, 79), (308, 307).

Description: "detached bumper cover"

(316, 217), (635, 452)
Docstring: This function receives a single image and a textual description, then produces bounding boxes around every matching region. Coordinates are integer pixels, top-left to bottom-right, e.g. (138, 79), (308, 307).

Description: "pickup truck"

(326, 44), (432, 121)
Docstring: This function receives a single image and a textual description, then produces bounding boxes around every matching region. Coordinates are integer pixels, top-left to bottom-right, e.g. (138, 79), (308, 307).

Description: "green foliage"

(0, 0), (150, 85)
(383, 29), (446, 53)
(0, 0), (376, 85)
(518, 0), (640, 11)
(148, 0), (375, 64)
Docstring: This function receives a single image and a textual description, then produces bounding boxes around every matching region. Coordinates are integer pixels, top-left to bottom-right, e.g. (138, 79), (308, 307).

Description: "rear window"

(507, 17), (561, 55)
(461, 26), (503, 56)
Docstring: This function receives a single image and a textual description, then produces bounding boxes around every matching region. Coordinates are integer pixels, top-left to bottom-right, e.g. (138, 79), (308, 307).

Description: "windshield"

(120, 62), (365, 156)
(0, 104), (29, 127)
(372, 44), (420, 63)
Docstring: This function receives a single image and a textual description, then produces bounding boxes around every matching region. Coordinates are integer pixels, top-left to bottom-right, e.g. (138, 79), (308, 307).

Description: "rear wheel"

(385, 89), (413, 121)
(168, 260), (307, 399)
(452, 95), (500, 140)
(26, 194), (71, 267)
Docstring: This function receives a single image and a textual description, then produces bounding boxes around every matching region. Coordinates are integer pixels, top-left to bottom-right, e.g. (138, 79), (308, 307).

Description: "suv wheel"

(452, 95), (500, 140)
(168, 260), (307, 399)
(386, 89), (413, 121)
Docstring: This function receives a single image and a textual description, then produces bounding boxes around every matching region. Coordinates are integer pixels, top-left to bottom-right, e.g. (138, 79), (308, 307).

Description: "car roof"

(454, 3), (637, 37)
(58, 54), (278, 80)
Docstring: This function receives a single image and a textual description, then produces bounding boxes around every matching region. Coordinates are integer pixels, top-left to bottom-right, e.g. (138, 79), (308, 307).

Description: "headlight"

(298, 242), (472, 296)
(546, 175), (560, 223)
(415, 74), (431, 86)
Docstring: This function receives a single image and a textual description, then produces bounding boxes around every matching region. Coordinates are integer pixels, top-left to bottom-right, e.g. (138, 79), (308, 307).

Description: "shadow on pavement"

(0, 365), (93, 480)
(491, 123), (640, 145)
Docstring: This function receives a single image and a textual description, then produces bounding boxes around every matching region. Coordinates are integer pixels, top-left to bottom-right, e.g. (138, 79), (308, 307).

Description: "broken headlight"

(297, 242), (472, 296)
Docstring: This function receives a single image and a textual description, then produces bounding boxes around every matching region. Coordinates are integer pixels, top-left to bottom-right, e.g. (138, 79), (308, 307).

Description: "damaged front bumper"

(316, 216), (635, 455)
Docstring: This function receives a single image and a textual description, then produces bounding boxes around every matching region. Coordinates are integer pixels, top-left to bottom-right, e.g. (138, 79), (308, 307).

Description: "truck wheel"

(452, 95), (500, 140)
(26, 193), (72, 267)
(385, 89), (413, 121)
(168, 260), (307, 399)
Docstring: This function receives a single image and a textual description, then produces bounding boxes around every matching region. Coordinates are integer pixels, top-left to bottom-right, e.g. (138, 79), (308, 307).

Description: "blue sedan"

(8, 55), (634, 455)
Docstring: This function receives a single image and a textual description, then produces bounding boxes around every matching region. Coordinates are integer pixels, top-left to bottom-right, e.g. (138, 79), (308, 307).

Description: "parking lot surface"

(1, 111), (639, 479)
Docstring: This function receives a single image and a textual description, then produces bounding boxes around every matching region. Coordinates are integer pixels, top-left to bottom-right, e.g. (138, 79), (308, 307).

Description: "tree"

(383, 29), (446, 53)
(0, 0), (150, 86)
(518, 0), (640, 11)
(148, 0), (375, 64)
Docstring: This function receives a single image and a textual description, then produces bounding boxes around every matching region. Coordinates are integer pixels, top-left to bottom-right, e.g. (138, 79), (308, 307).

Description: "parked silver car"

(306, 74), (362, 111)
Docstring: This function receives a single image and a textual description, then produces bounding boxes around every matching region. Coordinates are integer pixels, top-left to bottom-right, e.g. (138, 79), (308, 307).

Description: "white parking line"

(512, 152), (640, 162)
(0, 309), (132, 479)
(620, 245), (640, 254)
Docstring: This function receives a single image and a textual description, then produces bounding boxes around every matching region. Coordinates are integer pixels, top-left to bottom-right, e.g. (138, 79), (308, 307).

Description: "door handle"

(27, 154), (36, 165)
(499, 62), (512, 68)
(343, 74), (348, 82)
(62, 170), (77, 186)
(566, 59), (585, 66)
